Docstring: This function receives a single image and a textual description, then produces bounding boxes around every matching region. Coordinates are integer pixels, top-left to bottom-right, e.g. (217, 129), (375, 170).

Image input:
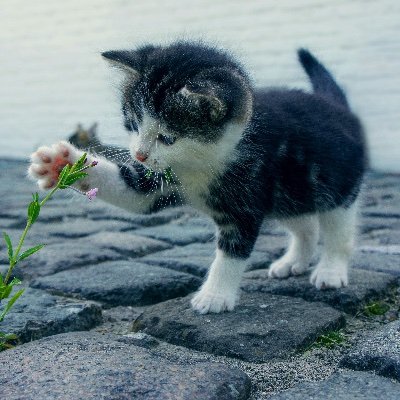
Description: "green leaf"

(70, 152), (88, 174)
(0, 285), (12, 300)
(17, 244), (45, 262)
(63, 171), (88, 186)
(0, 289), (25, 322)
(57, 164), (71, 185)
(2, 232), (13, 261)
(27, 200), (41, 224)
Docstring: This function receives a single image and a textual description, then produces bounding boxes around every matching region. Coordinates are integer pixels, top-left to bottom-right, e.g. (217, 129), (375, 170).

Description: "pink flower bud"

(86, 188), (98, 201)
(91, 160), (98, 167)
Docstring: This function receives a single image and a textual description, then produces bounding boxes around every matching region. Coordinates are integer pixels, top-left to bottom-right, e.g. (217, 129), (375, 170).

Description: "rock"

(8, 241), (124, 279)
(141, 241), (283, 277)
(340, 321), (400, 381)
(0, 288), (102, 343)
(133, 222), (215, 245)
(353, 251), (400, 276)
(133, 293), (345, 362)
(78, 231), (171, 257)
(242, 268), (398, 314)
(268, 370), (400, 399)
(31, 260), (201, 307)
(0, 331), (251, 400)
(32, 217), (135, 239)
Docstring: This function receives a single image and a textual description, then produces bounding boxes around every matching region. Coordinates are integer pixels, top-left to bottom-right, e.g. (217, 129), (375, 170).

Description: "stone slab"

(133, 223), (215, 245)
(0, 288), (102, 343)
(352, 251), (400, 276)
(5, 241), (124, 279)
(0, 331), (251, 400)
(31, 260), (201, 307)
(340, 321), (400, 381)
(32, 218), (135, 239)
(242, 268), (398, 314)
(269, 370), (400, 399)
(78, 231), (171, 257)
(133, 292), (345, 362)
(141, 241), (283, 277)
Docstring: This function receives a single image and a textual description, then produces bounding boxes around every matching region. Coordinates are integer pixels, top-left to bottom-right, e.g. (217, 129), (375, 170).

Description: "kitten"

(68, 123), (131, 163)
(28, 42), (366, 314)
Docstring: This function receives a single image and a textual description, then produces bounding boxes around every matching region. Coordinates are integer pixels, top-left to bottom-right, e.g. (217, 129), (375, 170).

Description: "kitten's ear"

(101, 50), (140, 78)
(88, 122), (98, 137)
(179, 85), (227, 122)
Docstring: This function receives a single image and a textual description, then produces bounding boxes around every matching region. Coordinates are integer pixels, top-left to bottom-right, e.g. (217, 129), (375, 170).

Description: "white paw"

(191, 287), (237, 314)
(28, 141), (81, 190)
(310, 264), (348, 289)
(268, 257), (308, 279)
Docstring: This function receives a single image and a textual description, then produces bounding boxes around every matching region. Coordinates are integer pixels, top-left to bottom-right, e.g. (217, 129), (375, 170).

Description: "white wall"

(0, 0), (399, 171)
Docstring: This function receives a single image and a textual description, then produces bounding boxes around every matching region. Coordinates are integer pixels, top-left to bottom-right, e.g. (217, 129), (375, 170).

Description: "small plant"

(0, 153), (97, 350)
(306, 330), (346, 351)
(363, 301), (390, 316)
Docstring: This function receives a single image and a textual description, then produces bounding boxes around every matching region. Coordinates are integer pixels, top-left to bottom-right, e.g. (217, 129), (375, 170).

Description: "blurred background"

(0, 0), (399, 171)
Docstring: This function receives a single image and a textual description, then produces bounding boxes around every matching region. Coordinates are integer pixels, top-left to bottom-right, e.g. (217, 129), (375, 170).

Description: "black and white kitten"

(28, 42), (366, 314)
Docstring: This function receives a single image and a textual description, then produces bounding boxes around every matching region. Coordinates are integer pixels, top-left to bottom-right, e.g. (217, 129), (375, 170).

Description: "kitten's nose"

(135, 152), (148, 162)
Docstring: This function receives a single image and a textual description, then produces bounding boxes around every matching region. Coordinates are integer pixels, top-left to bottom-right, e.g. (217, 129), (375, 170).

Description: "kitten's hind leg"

(311, 202), (358, 289)
(269, 214), (319, 279)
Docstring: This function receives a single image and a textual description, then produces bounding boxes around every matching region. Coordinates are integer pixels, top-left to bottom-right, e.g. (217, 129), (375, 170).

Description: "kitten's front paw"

(191, 287), (237, 314)
(28, 141), (80, 189)
(310, 264), (348, 289)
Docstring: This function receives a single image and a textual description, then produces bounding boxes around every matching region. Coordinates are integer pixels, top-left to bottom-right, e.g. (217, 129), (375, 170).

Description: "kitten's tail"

(298, 48), (349, 110)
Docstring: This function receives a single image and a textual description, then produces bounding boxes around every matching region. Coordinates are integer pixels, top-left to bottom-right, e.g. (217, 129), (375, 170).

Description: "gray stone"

(78, 231), (171, 257)
(340, 321), (400, 381)
(88, 205), (189, 226)
(269, 370), (400, 399)
(0, 331), (251, 400)
(33, 217), (135, 238)
(141, 241), (283, 277)
(7, 241), (124, 279)
(353, 251), (400, 276)
(0, 288), (102, 343)
(133, 293), (345, 362)
(133, 222), (215, 245)
(31, 260), (201, 306)
(242, 268), (398, 314)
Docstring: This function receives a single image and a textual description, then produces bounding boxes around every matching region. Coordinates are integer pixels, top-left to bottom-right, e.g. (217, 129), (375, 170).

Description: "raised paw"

(191, 287), (237, 314)
(310, 264), (348, 290)
(28, 141), (77, 189)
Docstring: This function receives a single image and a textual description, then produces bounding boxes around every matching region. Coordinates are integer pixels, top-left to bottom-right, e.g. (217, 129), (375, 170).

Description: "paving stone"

(78, 231), (172, 257)
(0, 331), (251, 400)
(242, 268), (398, 314)
(133, 222), (215, 245)
(33, 217), (135, 239)
(340, 321), (400, 381)
(353, 251), (400, 276)
(31, 260), (201, 307)
(141, 241), (282, 277)
(269, 370), (400, 399)
(0, 288), (102, 343)
(6, 241), (124, 279)
(88, 205), (189, 226)
(133, 293), (345, 362)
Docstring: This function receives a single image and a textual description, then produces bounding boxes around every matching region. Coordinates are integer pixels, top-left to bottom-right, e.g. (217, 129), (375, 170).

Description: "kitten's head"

(102, 42), (253, 172)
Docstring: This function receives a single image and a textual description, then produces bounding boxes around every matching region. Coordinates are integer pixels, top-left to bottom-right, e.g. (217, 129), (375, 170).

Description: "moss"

(312, 330), (347, 349)
(363, 301), (390, 316)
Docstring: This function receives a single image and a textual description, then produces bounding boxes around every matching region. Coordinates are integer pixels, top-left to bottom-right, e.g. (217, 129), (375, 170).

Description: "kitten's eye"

(157, 134), (176, 145)
(124, 119), (138, 133)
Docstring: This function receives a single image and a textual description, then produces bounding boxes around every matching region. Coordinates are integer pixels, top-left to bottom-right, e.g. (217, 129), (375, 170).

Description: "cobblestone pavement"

(0, 158), (399, 399)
